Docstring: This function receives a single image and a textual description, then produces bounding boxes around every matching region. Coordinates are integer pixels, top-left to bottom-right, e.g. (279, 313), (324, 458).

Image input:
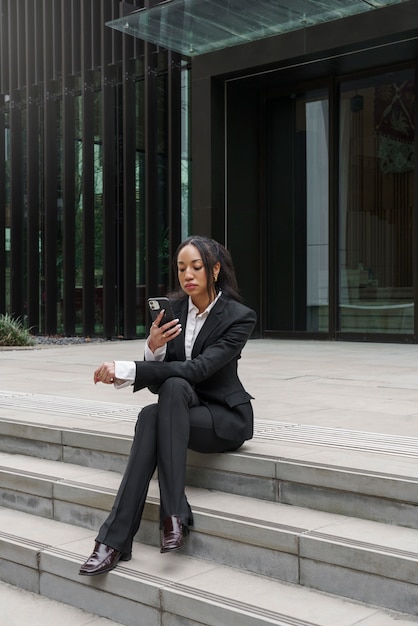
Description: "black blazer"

(133, 295), (257, 442)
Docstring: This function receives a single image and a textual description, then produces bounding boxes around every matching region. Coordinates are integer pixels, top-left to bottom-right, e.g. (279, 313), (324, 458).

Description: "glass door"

(266, 88), (329, 333)
(339, 69), (415, 335)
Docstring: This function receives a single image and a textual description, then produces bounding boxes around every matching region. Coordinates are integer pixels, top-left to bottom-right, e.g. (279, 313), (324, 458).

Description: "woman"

(79, 236), (256, 576)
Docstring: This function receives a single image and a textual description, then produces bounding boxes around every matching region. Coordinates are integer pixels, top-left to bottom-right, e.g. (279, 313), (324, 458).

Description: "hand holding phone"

(147, 297), (182, 352)
(148, 297), (175, 325)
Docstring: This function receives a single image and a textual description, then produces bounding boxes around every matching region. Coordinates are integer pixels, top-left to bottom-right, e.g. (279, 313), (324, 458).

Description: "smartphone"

(148, 297), (176, 326)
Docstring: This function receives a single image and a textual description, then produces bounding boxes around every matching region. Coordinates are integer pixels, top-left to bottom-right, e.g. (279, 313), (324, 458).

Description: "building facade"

(1, 1), (418, 342)
(0, 0), (190, 338)
(188, 0), (418, 341)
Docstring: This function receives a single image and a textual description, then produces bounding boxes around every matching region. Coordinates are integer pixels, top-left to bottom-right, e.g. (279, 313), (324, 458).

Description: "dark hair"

(170, 236), (242, 303)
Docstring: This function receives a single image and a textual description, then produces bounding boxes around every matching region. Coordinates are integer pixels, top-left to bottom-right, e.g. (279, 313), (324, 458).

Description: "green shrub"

(0, 313), (35, 347)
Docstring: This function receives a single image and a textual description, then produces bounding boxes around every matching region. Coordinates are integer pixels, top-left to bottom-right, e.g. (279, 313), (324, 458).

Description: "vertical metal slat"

(145, 40), (159, 309)
(167, 50), (182, 290)
(9, 0), (24, 318)
(101, 0), (117, 337)
(43, 0), (58, 334)
(81, 0), (95, 336)
(26, 0), (41, 332)
(62, 0), (76, 334)
(122, 32), (137, 338)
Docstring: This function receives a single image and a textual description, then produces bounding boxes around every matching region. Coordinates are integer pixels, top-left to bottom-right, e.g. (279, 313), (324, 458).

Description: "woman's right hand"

(148, 310), (182, 353)
(94, 361), (115, 384)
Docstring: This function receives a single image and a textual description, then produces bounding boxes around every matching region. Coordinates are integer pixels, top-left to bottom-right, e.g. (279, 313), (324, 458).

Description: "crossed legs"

(79, 377), (244, 574)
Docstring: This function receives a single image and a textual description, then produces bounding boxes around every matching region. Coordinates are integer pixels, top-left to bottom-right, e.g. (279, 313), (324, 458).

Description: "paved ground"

(1, 337), (418, 623)
(2, 337), (418, 436)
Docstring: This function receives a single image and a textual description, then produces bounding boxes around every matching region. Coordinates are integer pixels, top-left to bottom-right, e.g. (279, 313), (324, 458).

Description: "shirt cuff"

(113, 361), (135, 388)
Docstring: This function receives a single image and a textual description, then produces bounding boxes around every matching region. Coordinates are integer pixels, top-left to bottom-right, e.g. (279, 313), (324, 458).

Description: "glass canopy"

(107, 0), (406, 57)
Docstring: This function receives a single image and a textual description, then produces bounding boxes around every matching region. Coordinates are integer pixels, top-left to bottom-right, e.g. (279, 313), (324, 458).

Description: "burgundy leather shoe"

(160, 515), (189, 553)
(79, 541), (131, 576)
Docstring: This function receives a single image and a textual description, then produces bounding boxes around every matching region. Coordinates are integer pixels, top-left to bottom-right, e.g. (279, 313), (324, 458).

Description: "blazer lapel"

(191, 296), (226, 358)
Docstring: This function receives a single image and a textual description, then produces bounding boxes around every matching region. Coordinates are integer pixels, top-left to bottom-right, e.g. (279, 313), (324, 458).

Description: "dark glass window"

(339, 69), (415, 334)
(266, 88), (329, 332)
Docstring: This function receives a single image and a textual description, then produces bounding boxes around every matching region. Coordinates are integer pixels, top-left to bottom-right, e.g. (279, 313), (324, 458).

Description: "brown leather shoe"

(160, 515), (189, 553)
(79, 541), (131, 576)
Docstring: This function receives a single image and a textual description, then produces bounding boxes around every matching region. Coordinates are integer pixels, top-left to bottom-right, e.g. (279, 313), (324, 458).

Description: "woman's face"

(177, 244), (208, 303)
(177, 243), (221, 309)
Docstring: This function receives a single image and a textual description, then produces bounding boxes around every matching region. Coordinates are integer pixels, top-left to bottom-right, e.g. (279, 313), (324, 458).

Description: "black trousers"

(96, 377), (244, 554)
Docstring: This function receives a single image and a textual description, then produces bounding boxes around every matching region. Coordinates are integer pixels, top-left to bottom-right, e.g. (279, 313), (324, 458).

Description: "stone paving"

(2, 337), (418, 435)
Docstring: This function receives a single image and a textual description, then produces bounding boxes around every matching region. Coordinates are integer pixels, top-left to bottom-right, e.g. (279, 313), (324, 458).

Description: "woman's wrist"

(148, 339), (157, 353)
(147, 336), (161, 353)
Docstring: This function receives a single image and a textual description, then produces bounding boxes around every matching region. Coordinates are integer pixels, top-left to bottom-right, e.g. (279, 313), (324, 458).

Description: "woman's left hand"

(94, 361), (115, 384)
(148, 310), (182, 353)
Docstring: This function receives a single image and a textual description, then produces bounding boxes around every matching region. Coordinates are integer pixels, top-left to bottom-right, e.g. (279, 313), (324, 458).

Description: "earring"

(214, 274), (218, 282)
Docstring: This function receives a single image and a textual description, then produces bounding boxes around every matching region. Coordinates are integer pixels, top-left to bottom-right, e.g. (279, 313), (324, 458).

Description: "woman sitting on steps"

(79, 235), (257, 576)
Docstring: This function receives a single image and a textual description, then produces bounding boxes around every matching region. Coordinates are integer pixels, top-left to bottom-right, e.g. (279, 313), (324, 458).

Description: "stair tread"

(0, 410), (418, 482)
(1, 451), (418, 561)
(0, 507), (416, 626)
(2, 404), (418, 619)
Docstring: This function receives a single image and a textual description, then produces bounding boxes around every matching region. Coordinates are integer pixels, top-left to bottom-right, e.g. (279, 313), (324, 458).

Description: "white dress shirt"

(114, 293), (221, 388)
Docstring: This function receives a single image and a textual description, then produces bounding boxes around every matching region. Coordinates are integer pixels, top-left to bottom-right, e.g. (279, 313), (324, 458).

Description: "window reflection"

(266, 89), (329, 332)
(339, 70), (415, 334)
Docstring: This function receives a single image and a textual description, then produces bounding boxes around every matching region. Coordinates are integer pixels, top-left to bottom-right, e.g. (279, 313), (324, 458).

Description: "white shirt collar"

(188, 291), (222, 317)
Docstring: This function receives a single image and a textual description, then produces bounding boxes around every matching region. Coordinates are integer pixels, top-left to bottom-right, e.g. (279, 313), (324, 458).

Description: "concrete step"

(0, 579), (125, 626)
(2, 452), (418, 615)
(0, 507), (417, 626)
(1, 412), (418, 530)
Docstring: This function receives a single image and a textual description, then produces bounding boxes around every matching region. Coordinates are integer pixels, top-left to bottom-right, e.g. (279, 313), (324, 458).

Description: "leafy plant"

(0, 313), (35, 347)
